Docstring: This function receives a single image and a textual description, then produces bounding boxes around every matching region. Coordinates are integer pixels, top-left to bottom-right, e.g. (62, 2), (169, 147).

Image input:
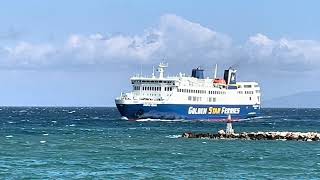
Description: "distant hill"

(263, 91), (320, 108)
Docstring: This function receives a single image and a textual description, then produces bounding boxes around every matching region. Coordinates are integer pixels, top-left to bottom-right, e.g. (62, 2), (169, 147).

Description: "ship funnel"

(191, 67), (204, 79)
(224, 67), (237, 85)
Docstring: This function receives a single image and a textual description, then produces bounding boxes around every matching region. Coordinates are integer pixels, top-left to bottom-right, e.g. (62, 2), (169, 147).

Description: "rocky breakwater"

(182, 130), (320, 141)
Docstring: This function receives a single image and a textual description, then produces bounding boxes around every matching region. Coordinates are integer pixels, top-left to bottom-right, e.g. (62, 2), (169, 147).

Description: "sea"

(1, 107), (320, 179)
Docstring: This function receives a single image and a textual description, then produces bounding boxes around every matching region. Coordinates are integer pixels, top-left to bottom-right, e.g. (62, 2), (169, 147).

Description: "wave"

(235, 115), (274, 122)
(120, 116), (129, 120)
(136, 118), (187, 122)
(68, 111), (76, 114)
(165, 135), (182, 138)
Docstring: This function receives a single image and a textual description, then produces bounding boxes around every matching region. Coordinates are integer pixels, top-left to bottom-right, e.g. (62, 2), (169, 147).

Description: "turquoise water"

(1, 107), (320, 179)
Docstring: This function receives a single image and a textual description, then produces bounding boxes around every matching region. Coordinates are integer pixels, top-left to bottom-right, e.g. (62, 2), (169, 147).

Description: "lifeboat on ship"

(213, 78), (226, 84)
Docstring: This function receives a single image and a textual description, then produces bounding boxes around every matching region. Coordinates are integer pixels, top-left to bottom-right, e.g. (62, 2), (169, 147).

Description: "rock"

(218, 129), (225, 135)
(286, 133), (294, 140)
(266, 133), (274, 140)
(247, 133), (256, 140)
(182, 132), (189, 138)
(183, 132), (195, 138)
(240, 132), (247, 138)
(256, 133), (265, 140)
(291, 133), (299, 140)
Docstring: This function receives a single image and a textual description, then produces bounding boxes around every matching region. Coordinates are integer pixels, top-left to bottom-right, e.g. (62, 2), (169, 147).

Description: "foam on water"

(120, 116), (129, 120)
(165, 135), (182, 138)
(68, 110), (76, 114)
(136, 118), (186, 122)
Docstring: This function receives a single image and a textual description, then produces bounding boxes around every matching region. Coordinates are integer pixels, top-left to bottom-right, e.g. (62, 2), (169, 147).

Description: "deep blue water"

(1, 107), (320, 179)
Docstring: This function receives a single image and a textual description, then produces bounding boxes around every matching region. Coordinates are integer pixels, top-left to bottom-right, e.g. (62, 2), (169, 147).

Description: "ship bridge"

(119, 63), (181, 102)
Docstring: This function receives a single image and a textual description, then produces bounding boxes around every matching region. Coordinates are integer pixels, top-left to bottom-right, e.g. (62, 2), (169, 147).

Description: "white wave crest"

(136, 118), (186, 122)
(166, 135), (182, 138)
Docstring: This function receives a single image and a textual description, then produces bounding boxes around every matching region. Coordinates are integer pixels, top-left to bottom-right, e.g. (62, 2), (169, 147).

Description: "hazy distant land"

(264, 91), (320, 108)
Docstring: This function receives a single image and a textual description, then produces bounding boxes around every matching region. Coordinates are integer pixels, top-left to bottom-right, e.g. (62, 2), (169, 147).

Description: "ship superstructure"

(115, 63), (261, 120)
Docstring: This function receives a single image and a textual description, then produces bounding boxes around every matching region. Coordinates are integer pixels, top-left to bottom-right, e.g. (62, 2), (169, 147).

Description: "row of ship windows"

(138, 94), (258, 103)
(178, 89), (228, 95)
(187, 96), (256, 102)
(187, 96), (217, 102)
(179, 89), (227, 95)
(178, 89), (206, 94)
(134, 86), (173, 91)
(239, 84), (259, 88)
(132, 80), (258, 88)
(132, 80), (174, 84)
(237, 91), (255, 94)
(208, 91), (226, 95)
(135, 86), (259, 94)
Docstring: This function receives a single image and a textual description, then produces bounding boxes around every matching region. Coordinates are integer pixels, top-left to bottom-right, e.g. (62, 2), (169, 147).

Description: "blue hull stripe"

(116, 104), (260, 120)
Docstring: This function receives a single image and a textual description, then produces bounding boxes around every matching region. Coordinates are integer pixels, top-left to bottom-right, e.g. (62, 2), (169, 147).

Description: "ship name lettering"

(221, 107), (240, 114)
(188, 107), (208, 115)
(208, 107), (221, 114)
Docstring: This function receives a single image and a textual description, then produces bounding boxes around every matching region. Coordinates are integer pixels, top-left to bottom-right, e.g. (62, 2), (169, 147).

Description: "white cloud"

(0, 14), (232, 68)
(64, 33), (162, 64)
(1, 42), (56, 68)
(0, 14), (320, 71)
(155, 14), (232, 62)
(61, 14), (232, 65)
(244, 33), (320, 70)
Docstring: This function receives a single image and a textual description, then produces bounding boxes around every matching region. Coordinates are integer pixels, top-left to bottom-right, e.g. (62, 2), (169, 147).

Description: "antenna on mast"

(214, 64), (218, 79)
(157, 62), (168, 79)
(152, 66), (155, 78)
(140, 64), (142, 77)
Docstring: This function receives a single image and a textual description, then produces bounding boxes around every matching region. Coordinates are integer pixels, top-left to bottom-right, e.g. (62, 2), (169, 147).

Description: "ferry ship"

(115, 63), (261, 120)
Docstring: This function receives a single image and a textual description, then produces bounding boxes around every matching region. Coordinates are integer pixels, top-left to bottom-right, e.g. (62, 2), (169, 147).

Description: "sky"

(0, 0), (320, 106)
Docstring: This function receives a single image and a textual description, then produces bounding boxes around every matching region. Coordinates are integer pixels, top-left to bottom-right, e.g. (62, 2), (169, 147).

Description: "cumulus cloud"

(0, 14), (233, 69)
(1, 42), (57, 68)
(156, 14), (232, 61)
(0, 14), (319, 71)
(61, 14), (232, 65)
(64, 33), (161, 64)
(244, 33), (320, 70)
